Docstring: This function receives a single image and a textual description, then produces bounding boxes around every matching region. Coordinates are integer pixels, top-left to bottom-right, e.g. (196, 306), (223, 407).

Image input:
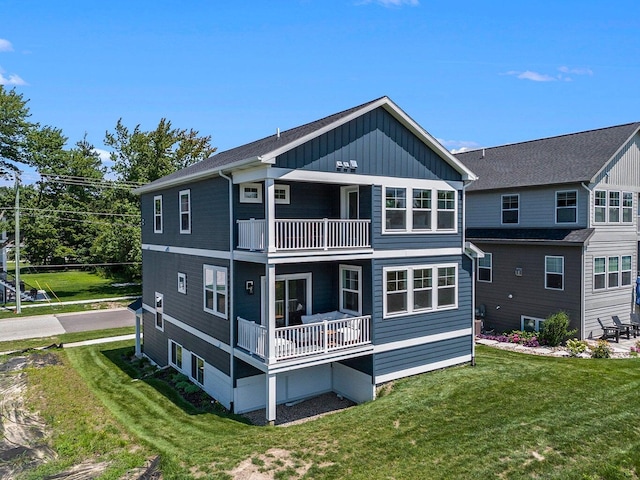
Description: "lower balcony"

(237, 218), (371, 252)
(237, 314), (372, 363)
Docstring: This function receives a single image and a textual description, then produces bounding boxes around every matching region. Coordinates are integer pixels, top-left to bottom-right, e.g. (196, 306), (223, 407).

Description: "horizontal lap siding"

(374, 336), (471, 378)
(142, 310), (167, 366)
(276, 108), (461, 181)
(165, 322), (230, 376)
(142, 250), (230, 343)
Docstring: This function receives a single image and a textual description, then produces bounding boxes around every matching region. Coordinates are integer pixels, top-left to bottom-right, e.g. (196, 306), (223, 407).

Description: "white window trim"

(501, 194), (519, 225)
(240, 183), (263, 203)
(383, 263), (458, 319)
(169, 340), (184, 371)
(594, 190), (607, 224)
(608, 191), (621, 223)
(179, 189), (191, 234)
(478, 252), (492, 283)
(622, 255), (633, 286)
(177, 272), (187, 294)
(153, 195), (163, 233)
(260, 272), (312, 327)
(339, 264), (362, 316)
(203, 264), (228, 319)
(521, 315), (545, 332)
(274, 184), (290, 205)
(622, 192), (633, 223)
(593, 256), (606, 291)
(154, 292), (164, 331)
(545, 256), (564, 291)
(382, 186), (457, 234)
(555, 190), (578, 224)
(191, 353), (205, 387)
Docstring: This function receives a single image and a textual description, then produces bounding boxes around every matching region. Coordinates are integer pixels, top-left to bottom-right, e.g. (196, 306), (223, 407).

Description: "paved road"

(0, 308), (135, 342)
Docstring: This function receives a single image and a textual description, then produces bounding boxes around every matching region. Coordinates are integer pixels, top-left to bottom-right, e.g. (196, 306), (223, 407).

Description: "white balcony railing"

(237, 315), (371, 362)
(237, 218), (370, 251)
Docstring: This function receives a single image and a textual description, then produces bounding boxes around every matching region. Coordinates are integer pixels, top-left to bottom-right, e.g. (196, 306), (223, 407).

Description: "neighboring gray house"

(134, 97), (480, 424)
(456, 122), (640, 339)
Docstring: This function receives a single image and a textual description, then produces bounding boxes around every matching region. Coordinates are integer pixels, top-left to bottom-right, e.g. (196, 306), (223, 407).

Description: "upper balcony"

(237, 218), (371, 252)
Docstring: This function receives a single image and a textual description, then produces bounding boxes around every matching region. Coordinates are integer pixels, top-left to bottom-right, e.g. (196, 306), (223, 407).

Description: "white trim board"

(373, 328), (472, 354)
(375, 354), (472, 384)
(143, 244), (231, 260)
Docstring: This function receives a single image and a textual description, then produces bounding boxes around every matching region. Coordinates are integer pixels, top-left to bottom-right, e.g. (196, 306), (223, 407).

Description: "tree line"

(0, 86), (216, 278)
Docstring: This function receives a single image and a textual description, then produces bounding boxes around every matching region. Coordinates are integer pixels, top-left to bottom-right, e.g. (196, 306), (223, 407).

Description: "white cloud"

(93, 148), (114, 165)
(0, 39), (13, 52)
(558, 66), (593, 76)
(356, 0), (419, 6)
(513, 70), (556, 82)
(504, 66), (594, 83)
(438, 138), (481, 153)
(0, 71), (27, 86)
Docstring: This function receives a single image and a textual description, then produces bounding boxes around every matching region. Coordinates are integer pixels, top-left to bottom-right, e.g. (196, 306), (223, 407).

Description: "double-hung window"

(556, 191), (577, 223)
(609, 191), (620, 222)
(501, 195), (519, 224)
(385, 187), (407, 230)
(340, 265), (362, 315)
(384, 264), (457, 317)
(545, 256), (564, 290)
(179, 189), (191, 233)
(594, 190), (607, 223)
(621, 255), (632, 286)
(155, 292), (164, 330)
(384, 186), (456, 233)
(594, 255), (633, 290)
(170, 341), (183, 369)
(437, 191), (456, 230)
(608, 256), (619, 288)
(478, 253), (492, 282)
(594, 257), (606, 290)
(153, 195), (163, 233)
(412, 189), (431, 230)
(622, 192), (633, 223)
(191, 354), (204, 385)
(204, 265), (227, 318)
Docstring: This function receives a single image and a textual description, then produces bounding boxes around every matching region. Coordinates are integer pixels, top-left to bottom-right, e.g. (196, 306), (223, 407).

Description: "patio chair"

(612, 315), (637, 339)
(597, 318), (620, 343)
(630, 313), (640, 328)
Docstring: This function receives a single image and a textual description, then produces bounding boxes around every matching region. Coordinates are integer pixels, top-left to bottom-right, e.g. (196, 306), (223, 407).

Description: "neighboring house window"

(385, 187), (407, 230)
(153, 195), (163, 233)
(621, 255), (632, 286)
(384, 264), (457, 317)
(522, 316), (545, 333)
(240, 183), (263, 203)
(412, 189), (431, 230)
(179, 189), (191, 234)
(274, 184), (290, 204)
(545, 256), (564, 290)
(501, 195), (519, 224)
(191, 354), (204, 385)
(155, 292), (164, 330)
(437, 190), (455, 230)
(622, 192), (633, 223)
(177, 272), (187, 294)
(608, 256), (619, 288)
(609, 191), (620, 222)
(478, 253), (492, 282)
(170, 340), (183, 369)
(594, 190), (606, 223)
(339, 265), (362, 315)
(204, 265), (227, 318)
(556, 191), (577, 223)
(594, 257), (606, 290)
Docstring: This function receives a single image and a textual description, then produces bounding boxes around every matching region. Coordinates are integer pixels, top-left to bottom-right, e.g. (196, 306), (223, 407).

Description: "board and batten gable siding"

(474, 243), (583, 335)
(371, 255), (473, 345)
(590, 132), (640, 189)
(275, 107), (462, 182)
(142, 249), (230, 344)
(466, 184), (589, 229)
(141, 176), (230, 250)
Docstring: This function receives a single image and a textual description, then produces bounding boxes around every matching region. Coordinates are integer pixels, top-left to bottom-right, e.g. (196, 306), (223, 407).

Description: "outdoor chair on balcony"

(612, 315), (637, 339)
(597, 318), (620, 343)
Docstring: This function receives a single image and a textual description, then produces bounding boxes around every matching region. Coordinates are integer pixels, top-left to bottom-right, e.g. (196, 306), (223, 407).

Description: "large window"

(594, 255), (633, 290)
(339, 265), (362, 315)
(594, 190), (607, 223)
(556, 191), (577, 223)
(384, 264), (457, 317)
(545, 256), (564, 290)
(609, 191), (620, 223)
(385, 187), (406, 230)
(623, 192), (633, 223)
(501, 195), (519, 224)
(170, 340), (183, 369)
(153, 195), (163, 233)
(155, 292), (164, 330)
(437, 191), (456, 230)
(478, 253), (492, 282)
(412, 189), (431, 230)
(191, 354), (204, 385)
(179, 189), (191, 233)
(204, 265), (227, 318)
(594, 190), (633, 223)
(383, 186), (456, 233)
(594, 257), (606, 290)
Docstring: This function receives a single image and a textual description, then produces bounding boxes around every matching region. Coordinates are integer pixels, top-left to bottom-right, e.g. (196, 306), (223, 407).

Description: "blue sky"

(1, 0), (639, 182)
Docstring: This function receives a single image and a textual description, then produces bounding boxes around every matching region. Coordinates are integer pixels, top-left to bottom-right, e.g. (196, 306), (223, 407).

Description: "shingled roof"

(455, 122), (640, 192)
(466, 228), (595, 245)
(136, 96), (476, 194)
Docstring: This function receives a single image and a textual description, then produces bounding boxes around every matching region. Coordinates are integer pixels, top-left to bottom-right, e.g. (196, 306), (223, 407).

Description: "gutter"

(579, 182), (592, 341)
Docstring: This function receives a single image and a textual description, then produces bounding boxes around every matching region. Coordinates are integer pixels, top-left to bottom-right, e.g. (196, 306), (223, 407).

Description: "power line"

(17, 211), (140, 227)
(7, 207), (139, 218)
(39, 174), (144, 189)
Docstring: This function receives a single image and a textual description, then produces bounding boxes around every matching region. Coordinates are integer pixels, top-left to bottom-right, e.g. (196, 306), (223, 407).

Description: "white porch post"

(266, 372), (277, 425)
(134, 312), (142, 358)
(265, 178), (276, 253)
(266, 263), (276, 364)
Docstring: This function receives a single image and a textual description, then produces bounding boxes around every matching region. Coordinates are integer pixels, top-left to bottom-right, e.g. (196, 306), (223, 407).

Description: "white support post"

(266, 263), (276, 364)
(266, 372), (277, 425)
(265, 179), (276, 253)
(135, 313), (142, 358)
(323, 218), (329, 250)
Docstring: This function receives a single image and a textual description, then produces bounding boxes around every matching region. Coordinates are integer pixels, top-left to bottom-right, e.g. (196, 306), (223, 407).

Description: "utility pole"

(14, 176), (20, 314)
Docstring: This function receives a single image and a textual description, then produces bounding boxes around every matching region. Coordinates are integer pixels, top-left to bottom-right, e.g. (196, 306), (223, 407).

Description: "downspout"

(220, 170), (235, 410)
(580, 182), (592, 340)
(462, 180), (476, 366)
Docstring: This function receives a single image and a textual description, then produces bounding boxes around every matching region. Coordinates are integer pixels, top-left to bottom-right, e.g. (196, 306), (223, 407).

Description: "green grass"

(29, 343), (640, 479)
(0, 326), (135, 353)
(0, 298), (136, 320)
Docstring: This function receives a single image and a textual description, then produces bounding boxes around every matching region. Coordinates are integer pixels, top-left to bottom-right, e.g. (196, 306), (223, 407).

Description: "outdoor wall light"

(496, 305), (501, 310)
(245, 280), (254, 295)
(508, 293), (513, 299)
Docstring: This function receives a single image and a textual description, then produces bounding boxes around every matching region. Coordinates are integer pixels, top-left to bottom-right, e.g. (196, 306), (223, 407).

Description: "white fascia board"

(464, 241), (485, 259)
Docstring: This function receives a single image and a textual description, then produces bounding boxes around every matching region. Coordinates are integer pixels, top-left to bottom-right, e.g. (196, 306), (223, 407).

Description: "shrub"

(591, 340), (611, 359)
(566, 338), (588, 357)
(538, 311), (577, 347)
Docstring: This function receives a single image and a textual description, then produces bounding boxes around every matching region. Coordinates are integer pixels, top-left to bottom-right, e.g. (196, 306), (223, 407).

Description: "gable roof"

(135, 96), (476, 194)
(455, 122), (640, 192)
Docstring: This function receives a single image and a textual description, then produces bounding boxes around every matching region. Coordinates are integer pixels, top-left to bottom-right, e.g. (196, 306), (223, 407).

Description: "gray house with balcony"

(456, 122), (640, 339)
(135, 96), (480, 424)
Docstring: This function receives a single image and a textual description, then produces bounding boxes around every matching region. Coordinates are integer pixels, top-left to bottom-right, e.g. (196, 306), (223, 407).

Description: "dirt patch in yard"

(227, 448), (313, 479)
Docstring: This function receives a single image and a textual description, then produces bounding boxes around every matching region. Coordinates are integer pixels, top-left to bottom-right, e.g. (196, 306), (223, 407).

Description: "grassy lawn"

(22, 343), (640, 479)
(0, 326), (135, 353)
